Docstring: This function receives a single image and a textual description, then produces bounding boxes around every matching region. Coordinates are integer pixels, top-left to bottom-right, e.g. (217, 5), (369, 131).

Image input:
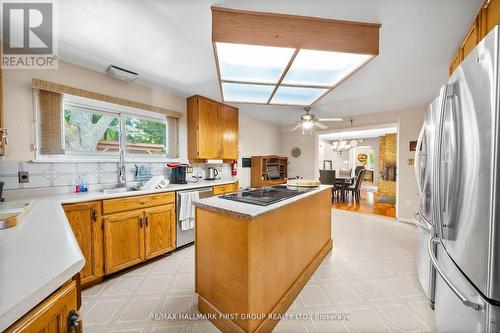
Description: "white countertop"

(0, 178), (237, 331)
(193, 185), (333, 219)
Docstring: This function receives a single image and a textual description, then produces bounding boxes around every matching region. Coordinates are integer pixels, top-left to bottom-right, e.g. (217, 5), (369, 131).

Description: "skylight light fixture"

(216, 42), (295, 84)
(211, 7), (380, 106)
(270, 86), (328, 105)
(222, 82), (274, 103)
(281, 49), (373, 87)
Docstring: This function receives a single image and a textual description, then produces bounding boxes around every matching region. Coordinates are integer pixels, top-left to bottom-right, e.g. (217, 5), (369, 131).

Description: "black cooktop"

(219, 185), (315, 206)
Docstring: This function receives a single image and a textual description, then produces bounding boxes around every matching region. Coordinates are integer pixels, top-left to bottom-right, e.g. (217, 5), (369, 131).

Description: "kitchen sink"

(101, 187), (140, 195)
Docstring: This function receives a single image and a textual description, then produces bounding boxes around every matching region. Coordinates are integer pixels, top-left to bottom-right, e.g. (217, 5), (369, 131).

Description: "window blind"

(38, 89), (64, 154)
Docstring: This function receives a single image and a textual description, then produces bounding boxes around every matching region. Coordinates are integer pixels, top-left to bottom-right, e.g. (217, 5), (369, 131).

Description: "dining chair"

(355, 165), (365, 176)
(345, 169), (366, 203)
(319, 170), (342, 202)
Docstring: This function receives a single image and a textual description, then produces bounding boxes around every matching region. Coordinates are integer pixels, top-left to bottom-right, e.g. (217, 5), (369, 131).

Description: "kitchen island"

(193, 185), (333, 333)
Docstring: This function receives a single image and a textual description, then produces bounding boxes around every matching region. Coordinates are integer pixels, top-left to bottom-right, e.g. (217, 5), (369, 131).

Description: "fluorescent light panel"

(216, 42), (295, 84)
(270, 86), (327, 105)
(282, 49), (372, 86)
(222, 82), (274, 103)
(215, 43), (373, 105)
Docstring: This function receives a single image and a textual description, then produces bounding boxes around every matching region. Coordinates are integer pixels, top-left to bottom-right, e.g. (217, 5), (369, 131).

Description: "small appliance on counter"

(205, 167), (219, 180)
(167, 162), (188, 184)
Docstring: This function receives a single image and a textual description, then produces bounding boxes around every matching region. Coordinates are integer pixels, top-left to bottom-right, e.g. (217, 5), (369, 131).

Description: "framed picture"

(323, 160), (333, 170)
(409, 140), (421, 152)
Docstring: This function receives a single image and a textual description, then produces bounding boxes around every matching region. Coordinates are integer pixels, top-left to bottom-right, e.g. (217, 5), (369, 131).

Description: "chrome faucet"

(118, 147), (126, 186)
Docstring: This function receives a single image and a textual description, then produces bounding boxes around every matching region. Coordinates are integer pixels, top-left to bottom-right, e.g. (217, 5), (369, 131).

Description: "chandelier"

(331, 138), (364, 155)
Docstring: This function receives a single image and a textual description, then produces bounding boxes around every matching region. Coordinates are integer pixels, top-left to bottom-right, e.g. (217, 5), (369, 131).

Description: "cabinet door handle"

(68, 310), (82, 333)
(91, 210), (98, 222)
(139, 217), (144, 228)
(145, 216), (149, 227)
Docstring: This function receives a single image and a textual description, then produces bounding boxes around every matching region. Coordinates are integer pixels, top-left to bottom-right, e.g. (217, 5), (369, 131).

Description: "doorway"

(316, 125), (398, 218)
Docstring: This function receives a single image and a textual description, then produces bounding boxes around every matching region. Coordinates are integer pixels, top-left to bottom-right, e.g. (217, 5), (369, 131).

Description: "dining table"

(334, 175), (355, 202)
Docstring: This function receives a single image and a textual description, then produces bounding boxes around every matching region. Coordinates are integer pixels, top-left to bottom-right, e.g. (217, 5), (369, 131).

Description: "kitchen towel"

(179, 191), (199, 231)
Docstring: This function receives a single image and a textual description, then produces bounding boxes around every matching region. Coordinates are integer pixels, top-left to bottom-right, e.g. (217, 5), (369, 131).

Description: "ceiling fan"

(291, 107), (343, 132)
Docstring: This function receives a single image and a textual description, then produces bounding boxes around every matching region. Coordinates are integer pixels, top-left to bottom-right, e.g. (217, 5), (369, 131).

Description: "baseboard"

(198, 239), (334, 333)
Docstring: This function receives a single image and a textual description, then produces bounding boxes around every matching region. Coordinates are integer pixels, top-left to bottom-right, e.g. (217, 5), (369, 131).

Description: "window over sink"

(34, 90), (178, 161)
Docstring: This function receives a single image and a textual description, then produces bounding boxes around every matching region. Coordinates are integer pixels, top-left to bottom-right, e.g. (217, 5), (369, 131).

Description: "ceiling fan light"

(350, 140), (358, 147)
(339, 140), (347, 149)
(331, 141), (338, 150)
(302, 121), (314, 129)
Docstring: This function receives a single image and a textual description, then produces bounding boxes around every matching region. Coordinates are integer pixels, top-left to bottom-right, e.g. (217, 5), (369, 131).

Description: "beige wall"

(1, 60), (187, 162)
(238, 115), (281, 188)
(280, 106), (426, 220)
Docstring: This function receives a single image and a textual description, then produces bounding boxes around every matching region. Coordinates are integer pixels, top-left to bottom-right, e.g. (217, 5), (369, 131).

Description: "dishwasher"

(176, 186), (213, 247)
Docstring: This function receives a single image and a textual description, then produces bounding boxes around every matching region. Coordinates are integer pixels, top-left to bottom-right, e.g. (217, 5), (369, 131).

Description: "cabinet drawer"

(103, 192), (175, 215)
(213, 183), (236, 196)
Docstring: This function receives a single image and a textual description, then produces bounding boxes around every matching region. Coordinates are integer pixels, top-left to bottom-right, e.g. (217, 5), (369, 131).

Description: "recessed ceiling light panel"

(222, 82), (274, 103)
(270, 86), (328, 105)
(282, 49), (373, 87)
(216, 42), (295, 84)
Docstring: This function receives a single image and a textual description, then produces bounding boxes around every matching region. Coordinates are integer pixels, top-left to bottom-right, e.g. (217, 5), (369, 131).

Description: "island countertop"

(194, 184), (333, 332)
(193, 184), (333, 219)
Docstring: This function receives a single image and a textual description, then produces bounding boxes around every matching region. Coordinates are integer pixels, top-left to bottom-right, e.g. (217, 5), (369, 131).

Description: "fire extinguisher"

(231, 159), (238, 177)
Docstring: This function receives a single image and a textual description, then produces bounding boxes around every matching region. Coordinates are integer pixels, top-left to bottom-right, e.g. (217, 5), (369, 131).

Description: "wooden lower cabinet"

(103, 205), (176, 274)
(145, 204), (176, 260)
(103, 210), (145, 275)
(63, 201), (103, 286)
(213, 182), (238, 196)
(6, 278), (80, 333)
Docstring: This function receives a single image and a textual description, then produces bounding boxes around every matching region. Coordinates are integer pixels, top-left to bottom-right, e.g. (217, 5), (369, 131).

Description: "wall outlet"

(18, 171), (30, 183)
(406, 199), (412, 207)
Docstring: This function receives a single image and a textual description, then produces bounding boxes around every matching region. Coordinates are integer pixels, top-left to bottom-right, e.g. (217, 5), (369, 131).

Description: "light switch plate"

(18, 171), (30, 183)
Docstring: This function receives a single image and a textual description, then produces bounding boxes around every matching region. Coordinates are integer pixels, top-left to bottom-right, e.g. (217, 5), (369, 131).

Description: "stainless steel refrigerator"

(421, 26), (500, 332)
(414, 87), (443, 307)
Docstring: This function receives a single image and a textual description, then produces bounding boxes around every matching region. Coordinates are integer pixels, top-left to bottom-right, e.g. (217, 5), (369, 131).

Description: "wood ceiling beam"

(211, 6), (381, 55)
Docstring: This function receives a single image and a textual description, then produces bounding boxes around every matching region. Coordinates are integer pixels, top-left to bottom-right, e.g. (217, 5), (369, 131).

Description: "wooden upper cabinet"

(144, 204), (176, 260)
(449, 50), (462, 76)
(103, 210), (145, 275)
(483, 0), (500, 36)
(188, 95), (221, 159)
(449, 0), (500, 76)
(5, 279), (79, 333)
(220, 104), (239, 160)
(63, 201), (103, 286)
(188, 95), (239, 161)
(462, 15), (481, 59)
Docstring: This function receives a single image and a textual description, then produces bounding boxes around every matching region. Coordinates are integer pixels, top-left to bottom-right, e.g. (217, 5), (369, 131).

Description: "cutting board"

(0, 201), (33, 230)
(286, 179), (321, 187)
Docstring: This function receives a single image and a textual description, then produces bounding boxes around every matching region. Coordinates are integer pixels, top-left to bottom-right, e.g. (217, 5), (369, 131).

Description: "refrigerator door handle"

(427, 237), (483, 310)
(414, 211), (433, 233)
(414, 124), (425, 196)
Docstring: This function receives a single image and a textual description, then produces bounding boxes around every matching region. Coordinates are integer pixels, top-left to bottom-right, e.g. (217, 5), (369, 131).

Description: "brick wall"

(378, 133), (397, 196)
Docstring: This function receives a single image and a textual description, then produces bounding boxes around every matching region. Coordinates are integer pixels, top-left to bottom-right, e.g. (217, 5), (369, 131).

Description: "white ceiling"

(319, 127), (397, 141)
(57, 0), (482, 124)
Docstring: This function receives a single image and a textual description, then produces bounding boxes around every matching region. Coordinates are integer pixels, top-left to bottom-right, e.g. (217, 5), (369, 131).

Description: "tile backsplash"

(0, 161), (231, 190)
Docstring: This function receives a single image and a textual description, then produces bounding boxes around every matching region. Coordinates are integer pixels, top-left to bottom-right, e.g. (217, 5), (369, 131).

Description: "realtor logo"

(2, 1), (58, 69)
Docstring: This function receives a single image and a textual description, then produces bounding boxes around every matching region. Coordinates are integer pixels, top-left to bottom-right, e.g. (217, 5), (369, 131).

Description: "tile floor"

(81, 209), (436, 332)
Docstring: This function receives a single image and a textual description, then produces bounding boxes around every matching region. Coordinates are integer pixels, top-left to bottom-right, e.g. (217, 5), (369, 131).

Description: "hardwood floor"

(332, 183), (396, 218)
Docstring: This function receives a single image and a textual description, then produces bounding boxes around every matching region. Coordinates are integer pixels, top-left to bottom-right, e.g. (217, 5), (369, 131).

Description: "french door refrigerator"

(414, 87), (443, 307)
(429, 26), (500, 332)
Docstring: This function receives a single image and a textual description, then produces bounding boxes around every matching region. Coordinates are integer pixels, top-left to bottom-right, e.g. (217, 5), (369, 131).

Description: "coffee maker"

(169, 164), (188, 184)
